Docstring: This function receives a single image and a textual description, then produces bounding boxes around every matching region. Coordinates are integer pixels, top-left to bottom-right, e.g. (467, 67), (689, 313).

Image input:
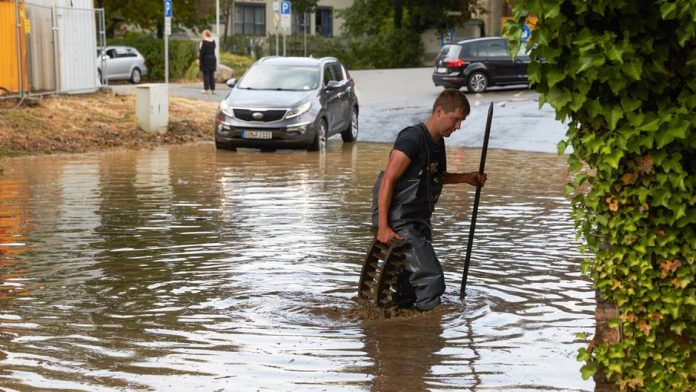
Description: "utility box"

(135, 84), (168, 132)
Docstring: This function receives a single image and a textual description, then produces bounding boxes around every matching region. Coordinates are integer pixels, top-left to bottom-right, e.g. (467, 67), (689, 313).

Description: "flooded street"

(0, 142), (594, 391)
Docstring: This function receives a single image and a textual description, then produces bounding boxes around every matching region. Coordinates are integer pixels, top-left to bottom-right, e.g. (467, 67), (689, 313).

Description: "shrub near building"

(506, 0), (695, 390)
(108, 33), (198, 81)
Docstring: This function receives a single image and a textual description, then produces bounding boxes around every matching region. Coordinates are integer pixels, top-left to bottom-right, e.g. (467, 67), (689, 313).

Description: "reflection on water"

(0, 142), (594, 391)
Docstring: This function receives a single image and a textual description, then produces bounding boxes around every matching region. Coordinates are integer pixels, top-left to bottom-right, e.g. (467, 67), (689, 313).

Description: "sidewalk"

(109, 82), (230, 102)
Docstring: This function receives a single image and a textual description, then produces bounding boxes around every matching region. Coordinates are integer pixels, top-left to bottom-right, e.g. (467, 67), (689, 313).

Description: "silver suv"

(97, 46), (148, 84)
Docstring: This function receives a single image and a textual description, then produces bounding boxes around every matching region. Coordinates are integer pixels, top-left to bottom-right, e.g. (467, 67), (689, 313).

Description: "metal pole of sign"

(283, 33), (286, 57)
(164, 36), (169, 84)
(303, 13), (307, 57)
(164, 0), (170, 85)
(215, 0), (220, 69)
(276, 34), (279, 56)
(460, 102), (494, 297)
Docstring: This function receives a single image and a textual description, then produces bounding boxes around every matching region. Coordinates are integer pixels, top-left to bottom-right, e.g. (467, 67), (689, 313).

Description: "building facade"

(225, 0), (508, 63)
(229, 0), (351, 38)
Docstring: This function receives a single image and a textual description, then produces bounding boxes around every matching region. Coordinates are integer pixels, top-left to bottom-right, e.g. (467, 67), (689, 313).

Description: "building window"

(235, 3), (265, 36)
(315, 7), (332, 37)
(292, 12), (310, 35)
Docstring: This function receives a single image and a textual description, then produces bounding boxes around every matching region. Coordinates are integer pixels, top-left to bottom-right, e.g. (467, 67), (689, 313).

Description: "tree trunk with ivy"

(505, 1), (695, 390)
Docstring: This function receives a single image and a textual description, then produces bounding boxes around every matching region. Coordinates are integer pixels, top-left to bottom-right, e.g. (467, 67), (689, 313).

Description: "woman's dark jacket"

(199, 40), (217, 72)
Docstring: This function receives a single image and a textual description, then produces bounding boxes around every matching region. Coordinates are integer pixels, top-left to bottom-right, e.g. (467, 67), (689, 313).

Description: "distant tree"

(341, 0), (478, 36)
(96, 0), (214, 38)
(292, 0), (319, 15)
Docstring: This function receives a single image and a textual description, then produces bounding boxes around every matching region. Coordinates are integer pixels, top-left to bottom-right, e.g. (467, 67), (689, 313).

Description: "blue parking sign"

(164, 0), (172, 18)
(280, 1), (291, 15)
(521, 24), (531, 41)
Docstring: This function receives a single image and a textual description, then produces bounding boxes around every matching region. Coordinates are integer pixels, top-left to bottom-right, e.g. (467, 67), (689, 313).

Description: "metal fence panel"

(1, 0), (104, 99)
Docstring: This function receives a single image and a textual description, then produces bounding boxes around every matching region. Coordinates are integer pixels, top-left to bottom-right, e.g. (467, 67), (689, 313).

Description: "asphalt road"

(110, 68), (562, 153)
(110, 67), (538, 106)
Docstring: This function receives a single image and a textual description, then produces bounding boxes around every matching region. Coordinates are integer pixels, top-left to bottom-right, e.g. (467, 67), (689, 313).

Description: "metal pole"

(164, 36), (169, 84)
(215, 0), (220, 69)
(460, 102), (494, 297)
(275, 33), (278, 56)
(303, 12), (307, 57)
(15, 0), (23, 96)
(283, 33), (286, 56)
(51, 4), (60, 92)
(97, 8), (107, 86)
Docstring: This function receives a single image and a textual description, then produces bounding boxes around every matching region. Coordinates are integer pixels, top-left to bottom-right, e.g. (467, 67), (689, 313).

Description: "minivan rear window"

(438, 45), (461, 60)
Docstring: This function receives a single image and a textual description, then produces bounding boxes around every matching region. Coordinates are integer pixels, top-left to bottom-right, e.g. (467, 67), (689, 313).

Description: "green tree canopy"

(341, 0), (478, 36)
(96, 0), (214, 38)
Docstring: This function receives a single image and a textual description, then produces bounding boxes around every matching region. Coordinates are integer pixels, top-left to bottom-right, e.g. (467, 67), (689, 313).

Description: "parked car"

(432, 37), (530, 93)
(97, 46), (148, 84)
(214, 56), (359, 151)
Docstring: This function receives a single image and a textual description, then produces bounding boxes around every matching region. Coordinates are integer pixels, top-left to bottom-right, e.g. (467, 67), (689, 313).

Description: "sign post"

(280, 0), (291, 56)
(273, 1), (279, 55)
(164, 0), (172, 84)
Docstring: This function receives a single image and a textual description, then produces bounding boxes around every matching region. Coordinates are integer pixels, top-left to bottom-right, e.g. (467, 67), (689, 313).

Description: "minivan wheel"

(309, 119), (328, 151)
(341, 107), (359, 142)
(130, 68), (142, 84)
(467, 71), (488, 93)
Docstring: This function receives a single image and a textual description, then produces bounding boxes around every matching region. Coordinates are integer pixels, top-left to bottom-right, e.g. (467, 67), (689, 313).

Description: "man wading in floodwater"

(373, 89), (487, 311)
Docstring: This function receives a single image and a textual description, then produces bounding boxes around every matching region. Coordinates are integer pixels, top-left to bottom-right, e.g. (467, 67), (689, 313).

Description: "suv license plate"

(436, 67), (448, 73)
(243, 130), (272, 139)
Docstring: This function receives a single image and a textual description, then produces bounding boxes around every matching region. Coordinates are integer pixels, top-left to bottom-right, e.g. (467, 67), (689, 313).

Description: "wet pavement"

(0, 142), (594, 391)
(111, 68), (565, 153)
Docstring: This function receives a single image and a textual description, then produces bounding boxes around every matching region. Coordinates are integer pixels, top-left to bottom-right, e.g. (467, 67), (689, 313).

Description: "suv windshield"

(238, 65), (319, 91)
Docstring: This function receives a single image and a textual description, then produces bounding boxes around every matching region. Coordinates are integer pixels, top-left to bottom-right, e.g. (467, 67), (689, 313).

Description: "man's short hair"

(433, 89), (470, 115)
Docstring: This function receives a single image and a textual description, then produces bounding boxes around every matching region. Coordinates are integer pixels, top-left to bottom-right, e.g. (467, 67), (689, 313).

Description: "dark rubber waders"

(357, 238), (406, 308)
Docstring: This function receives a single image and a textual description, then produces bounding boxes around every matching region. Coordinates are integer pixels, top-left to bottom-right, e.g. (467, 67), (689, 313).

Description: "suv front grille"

(233, 108), (287, 122)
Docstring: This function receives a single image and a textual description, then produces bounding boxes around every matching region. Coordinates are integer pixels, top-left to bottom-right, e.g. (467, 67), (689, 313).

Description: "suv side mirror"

(325, 80), (342, 90)
(226, 78), (237, 88)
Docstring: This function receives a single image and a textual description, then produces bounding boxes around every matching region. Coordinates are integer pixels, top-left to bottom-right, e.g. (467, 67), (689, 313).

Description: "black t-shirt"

(393, 123), (446, 187)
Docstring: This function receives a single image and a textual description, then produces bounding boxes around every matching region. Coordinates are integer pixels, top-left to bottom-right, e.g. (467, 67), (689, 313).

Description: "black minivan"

(432, 37), (530, 93)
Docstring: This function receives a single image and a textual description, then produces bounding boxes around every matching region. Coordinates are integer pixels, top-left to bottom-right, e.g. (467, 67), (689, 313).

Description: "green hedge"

(223, 30), (424, 70)
(108, 30), (425, 82)
(184, 52), (255, 81)
(505, 0), (695, 390)
(107, 33), (198, 81)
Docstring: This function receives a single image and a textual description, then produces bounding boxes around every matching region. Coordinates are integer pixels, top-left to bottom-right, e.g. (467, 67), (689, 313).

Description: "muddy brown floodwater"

(0, 142), (594, 391)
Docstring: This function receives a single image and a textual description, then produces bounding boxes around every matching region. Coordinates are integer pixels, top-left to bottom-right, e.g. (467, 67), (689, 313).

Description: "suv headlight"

(219, 100), (234, 117)
(285, 102), (311, 120)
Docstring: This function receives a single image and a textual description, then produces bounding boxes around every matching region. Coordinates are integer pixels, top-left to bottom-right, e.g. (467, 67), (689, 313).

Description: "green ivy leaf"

(580, 364), (597, 380)
(660, 1), (678, 18)
(624, 61), (643, 80)
(606, 106), (624, 131)
(557, 139), (569, 155)
(606, 44), (624, 63)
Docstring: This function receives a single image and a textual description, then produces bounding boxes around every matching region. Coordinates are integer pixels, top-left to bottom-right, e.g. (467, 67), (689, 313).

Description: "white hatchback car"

(97, 46), (148, 84)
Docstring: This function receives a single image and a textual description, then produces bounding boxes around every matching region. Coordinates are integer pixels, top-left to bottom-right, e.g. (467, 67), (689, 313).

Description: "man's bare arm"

(442, 172), (487, 186)
(376, 150), (411, 244)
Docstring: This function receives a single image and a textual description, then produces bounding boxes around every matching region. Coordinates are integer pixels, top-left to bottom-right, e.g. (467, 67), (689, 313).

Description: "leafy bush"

(108, 33), (198, 81)
(221, 35), (267, 58)
(224, 31), (423, 70)
(505, 0), (695, 390)
(183, 52), (255, 82)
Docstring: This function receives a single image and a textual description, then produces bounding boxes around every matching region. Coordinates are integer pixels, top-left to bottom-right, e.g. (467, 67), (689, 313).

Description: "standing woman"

(199, 29), (217, 94)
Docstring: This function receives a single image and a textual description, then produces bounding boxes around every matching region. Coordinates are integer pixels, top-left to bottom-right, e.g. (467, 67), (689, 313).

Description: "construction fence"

(0, 0), (105, 99)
